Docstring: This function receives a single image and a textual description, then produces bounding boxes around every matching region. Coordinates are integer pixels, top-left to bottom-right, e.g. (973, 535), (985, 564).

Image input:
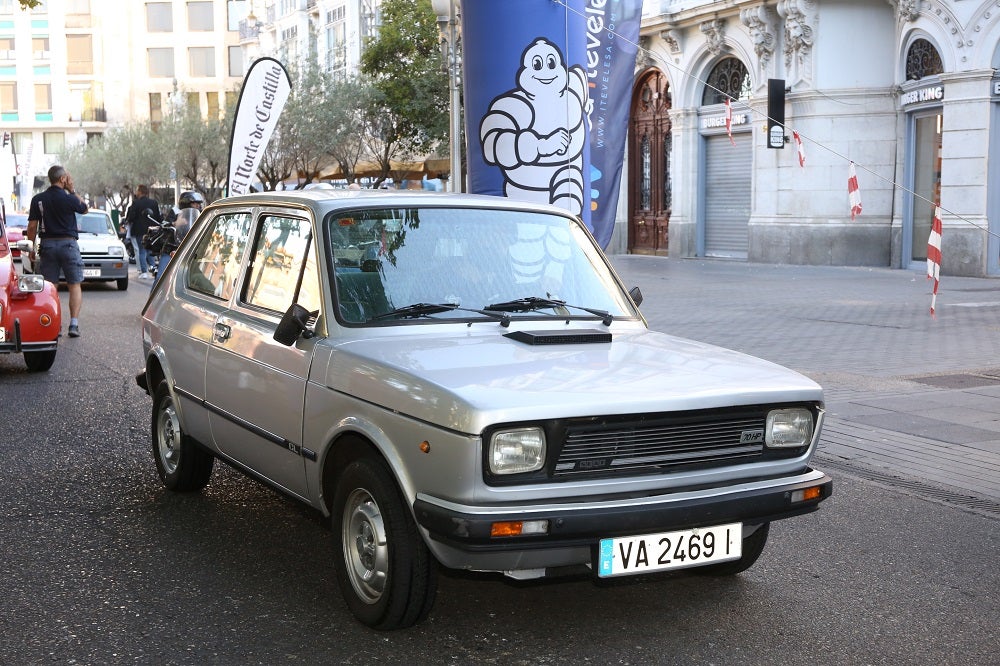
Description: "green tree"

(162, 96), (231, 201)
(359, 0), (448, 183)
(62, 122), (167, 216)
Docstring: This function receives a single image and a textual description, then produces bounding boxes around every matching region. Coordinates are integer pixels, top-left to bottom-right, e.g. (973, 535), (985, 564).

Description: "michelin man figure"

(480, 38), (590, 216)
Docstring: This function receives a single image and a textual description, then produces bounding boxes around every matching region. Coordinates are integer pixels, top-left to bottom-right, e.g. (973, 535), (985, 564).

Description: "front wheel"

(24, 349), (56, 372)
(151, 382), (213, 491)
(693, 523), (770, 576)
(332, 455), (437, 630)
(116, 276), (128, 291)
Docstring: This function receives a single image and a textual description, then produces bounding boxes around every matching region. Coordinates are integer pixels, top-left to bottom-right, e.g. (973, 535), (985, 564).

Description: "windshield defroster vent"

(503, 329), (612, 345)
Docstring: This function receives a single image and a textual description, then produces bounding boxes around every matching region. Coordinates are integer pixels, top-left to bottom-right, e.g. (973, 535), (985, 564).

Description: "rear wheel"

(151, 382), (213, 491)
(693, 523), (770, 576)
(332, 454), (437, 630)
(24, 350), (56, 372)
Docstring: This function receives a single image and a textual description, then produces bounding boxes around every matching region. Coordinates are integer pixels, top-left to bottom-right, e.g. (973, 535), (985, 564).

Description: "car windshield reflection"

(327, 206), (637, 325)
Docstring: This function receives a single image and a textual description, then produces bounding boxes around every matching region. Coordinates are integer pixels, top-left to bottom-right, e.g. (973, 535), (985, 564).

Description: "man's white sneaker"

(138, 272), (150, 278)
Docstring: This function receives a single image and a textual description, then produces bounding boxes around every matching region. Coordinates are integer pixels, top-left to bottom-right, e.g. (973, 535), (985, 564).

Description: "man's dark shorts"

(39, 239), (84, 285)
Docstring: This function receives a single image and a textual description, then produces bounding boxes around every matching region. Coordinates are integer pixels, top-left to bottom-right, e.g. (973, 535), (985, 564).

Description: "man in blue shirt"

(26, 165), (89, 338)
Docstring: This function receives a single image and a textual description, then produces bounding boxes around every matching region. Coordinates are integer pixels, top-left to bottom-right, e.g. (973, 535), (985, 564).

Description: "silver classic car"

(137, 190), (831, 630)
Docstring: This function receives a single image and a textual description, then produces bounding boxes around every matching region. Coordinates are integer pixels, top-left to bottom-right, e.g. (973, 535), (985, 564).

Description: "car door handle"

(214, 322), (232, 342)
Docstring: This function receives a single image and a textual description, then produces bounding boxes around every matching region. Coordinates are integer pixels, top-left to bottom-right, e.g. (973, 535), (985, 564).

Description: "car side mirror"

(274, 303), (315, 346)
(629, 286), (643, 307)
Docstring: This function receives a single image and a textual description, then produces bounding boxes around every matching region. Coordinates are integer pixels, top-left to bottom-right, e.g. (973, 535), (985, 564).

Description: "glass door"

(909, 112), (942, 266)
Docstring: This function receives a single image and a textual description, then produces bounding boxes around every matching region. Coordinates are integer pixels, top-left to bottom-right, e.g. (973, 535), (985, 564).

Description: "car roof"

(205, 190), (579, 219)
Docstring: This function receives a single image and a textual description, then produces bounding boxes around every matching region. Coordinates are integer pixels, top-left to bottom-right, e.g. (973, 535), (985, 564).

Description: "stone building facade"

(615, 0), (1000, 277)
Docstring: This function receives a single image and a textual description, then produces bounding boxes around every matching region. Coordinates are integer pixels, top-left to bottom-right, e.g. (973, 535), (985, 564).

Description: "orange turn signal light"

(39, 314), (52, 326)
(791, 485), (823, 503)
(490, 519), (549, 538)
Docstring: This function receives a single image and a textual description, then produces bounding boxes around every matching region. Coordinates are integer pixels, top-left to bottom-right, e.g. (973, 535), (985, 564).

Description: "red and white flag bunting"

(793, 131), (805, 167)
(848, 162), (862, 220)
(927, 206), (942, 315)
(724, 98), (736, 146)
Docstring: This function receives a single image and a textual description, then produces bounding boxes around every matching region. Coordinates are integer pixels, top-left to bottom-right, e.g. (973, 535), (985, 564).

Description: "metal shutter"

(704, 132), (752, 258)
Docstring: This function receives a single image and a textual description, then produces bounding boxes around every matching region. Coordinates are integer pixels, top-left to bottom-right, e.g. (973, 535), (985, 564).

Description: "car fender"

(309, 407), (424, 518)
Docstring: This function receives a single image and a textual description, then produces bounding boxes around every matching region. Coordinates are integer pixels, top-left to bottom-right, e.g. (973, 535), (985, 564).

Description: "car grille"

(550, 407), (805, 478)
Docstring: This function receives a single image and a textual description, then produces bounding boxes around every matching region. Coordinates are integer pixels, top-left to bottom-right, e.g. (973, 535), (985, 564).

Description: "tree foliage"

(359, 0), (449, 180)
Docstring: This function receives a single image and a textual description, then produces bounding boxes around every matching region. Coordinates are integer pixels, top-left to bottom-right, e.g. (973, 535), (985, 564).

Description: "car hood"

(324, 325), (822, 434)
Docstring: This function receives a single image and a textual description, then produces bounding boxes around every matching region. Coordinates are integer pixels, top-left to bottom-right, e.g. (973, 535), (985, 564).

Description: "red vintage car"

(0, 205), (61, 371)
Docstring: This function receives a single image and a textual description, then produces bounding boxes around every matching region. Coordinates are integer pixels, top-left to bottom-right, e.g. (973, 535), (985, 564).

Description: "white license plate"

(83, 269), (101, 277)
(598, 522), (742, 577)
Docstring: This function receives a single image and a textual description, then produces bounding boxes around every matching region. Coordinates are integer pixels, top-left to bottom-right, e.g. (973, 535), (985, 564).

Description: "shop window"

(701, 57), (751, 105)
(905, 39), (943, 81)
(0, 37), (12, 60)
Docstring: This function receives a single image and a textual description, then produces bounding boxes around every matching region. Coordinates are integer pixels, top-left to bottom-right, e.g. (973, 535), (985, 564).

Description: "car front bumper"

(413, 468), (832, 572)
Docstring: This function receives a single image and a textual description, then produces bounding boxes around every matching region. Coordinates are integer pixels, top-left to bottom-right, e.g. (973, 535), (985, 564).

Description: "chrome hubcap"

(342, 489), (388, 604)
(157, 400), (182, 475)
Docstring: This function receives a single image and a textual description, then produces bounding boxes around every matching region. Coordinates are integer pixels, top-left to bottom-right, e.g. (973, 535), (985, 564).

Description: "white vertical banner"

(19, 139), (33, 208)
(226, 57), (292, 196)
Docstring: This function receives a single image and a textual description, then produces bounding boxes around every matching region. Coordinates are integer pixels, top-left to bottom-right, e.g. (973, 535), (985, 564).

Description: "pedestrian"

(155, 190), (204, 281)
(125, 184), (161, 278)
(25, 165), (89, 338)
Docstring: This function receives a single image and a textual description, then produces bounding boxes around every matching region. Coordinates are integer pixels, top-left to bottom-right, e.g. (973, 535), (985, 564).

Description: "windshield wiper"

(485, 296), (613, 326)
(369, 302), (511, 326)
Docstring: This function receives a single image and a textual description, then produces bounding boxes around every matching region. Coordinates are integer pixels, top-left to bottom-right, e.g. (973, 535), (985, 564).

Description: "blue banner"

(585, 0), (641, 248)
(462, 0), (591, 228)
(462, 0), (641, 248)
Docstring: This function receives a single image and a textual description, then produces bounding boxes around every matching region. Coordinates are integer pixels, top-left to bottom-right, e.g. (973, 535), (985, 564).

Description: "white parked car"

(21, 209), (129, 291)
(137, 190), (832, 630)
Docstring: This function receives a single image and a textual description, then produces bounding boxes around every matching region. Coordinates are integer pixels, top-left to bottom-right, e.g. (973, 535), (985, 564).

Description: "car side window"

(185, 211), (252, 300)
(244, 215), (320, 315)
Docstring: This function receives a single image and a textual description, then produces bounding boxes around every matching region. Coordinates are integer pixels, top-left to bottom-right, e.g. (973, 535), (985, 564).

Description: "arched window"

(701, 57), (751, 105)
(905, 38), (943, 80)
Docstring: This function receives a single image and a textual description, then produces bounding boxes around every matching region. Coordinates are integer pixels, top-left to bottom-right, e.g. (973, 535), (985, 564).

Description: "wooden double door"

(628, 70), (671, 255)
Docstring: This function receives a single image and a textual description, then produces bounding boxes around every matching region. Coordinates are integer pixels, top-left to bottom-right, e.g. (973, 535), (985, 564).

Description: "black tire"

(24, 350), (56, 372)
(332, 455), (437, 630)
(116, 276), (128, 291)
(151, 382), (213, 491)
(693, 523), (770, 576)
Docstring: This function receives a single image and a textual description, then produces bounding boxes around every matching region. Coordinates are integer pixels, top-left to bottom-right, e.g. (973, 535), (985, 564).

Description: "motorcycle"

(141, 212), (178, 279)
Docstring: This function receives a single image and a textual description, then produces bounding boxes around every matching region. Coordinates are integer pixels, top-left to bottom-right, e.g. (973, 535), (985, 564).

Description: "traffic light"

(767, 79), (785, 149)
(1, 132), (9, 147)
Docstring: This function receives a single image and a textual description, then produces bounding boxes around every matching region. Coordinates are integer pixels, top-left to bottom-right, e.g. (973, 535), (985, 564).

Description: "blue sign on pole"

(462, 0), (642, 248)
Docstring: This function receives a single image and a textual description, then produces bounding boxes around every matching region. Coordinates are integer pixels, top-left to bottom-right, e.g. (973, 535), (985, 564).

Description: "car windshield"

(326, 206), (638, 325)
(5, 214), (28, 229)
(76, 212), (114, 236)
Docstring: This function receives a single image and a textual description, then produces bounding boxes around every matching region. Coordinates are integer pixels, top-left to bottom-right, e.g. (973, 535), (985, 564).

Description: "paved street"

(1, 258), (997, 664)
(611, 255), (1000, 513)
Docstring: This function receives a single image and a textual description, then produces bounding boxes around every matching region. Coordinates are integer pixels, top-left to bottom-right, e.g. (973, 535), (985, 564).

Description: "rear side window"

(185, 211), (252, 300)
(243, 214), (319, 314)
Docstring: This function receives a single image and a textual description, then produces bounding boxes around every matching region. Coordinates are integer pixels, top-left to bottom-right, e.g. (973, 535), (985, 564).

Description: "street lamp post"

(432, 0), (462, 192)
